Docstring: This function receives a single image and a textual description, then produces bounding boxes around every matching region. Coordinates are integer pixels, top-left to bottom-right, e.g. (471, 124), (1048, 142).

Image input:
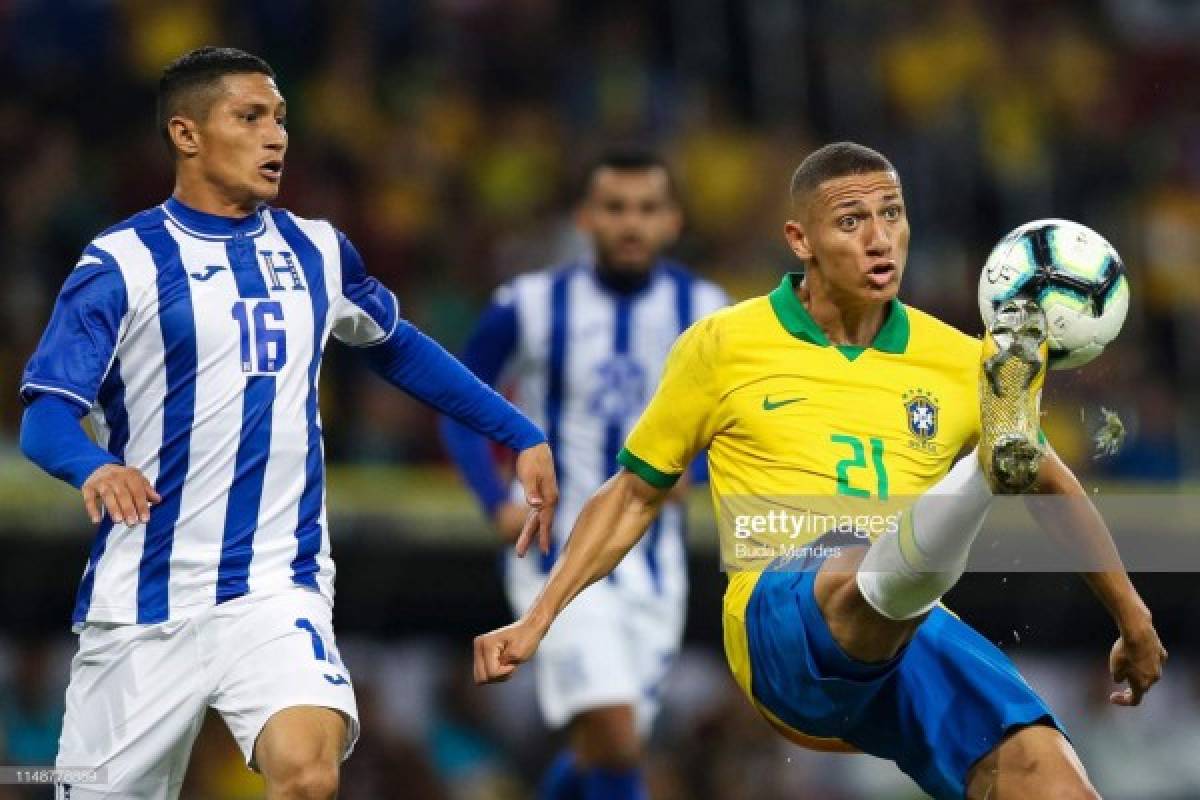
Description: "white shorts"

(55, 587), (359, 800)
(507, 573), (686, 737)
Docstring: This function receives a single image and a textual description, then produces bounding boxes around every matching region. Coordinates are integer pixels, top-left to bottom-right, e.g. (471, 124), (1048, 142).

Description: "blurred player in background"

(474, 143), (1168, 799)
(18, 46), (557, 800)
(442, 149), (727, 800)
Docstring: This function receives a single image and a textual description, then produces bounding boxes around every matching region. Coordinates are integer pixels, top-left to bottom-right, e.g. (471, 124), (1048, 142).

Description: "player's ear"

(784, 220), (814, 262)
(168, 115), (201, 158)
(663, 200), (683, 241)
(574, 198), (595, 235)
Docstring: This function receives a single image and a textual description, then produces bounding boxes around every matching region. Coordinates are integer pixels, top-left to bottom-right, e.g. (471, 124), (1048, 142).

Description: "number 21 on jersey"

(831, 433), (889, 499)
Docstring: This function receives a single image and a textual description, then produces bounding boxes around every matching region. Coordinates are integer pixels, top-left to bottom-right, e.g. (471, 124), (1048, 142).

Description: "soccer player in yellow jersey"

(474, 143), (1167, 799)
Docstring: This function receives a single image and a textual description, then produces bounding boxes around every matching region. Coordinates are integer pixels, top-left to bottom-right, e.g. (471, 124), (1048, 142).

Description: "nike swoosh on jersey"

(189, 265), (226, 281)
(762, 396), (805, 410)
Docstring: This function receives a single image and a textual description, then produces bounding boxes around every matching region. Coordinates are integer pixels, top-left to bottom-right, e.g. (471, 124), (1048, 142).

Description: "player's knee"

(969, 765), (1100, 800)
(1028, 758), (1100, 800)
(971, 726), (1100, 800)
(855, 567), (951, 621)
(1030, 778), (1100, 800)
(570, 707), (641, 770)
(268, 760), (339, 800)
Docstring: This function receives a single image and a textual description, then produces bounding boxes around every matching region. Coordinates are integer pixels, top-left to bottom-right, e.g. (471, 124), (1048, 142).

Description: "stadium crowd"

(0, 0), (1195, 480)
(0, 1), (1197, 798)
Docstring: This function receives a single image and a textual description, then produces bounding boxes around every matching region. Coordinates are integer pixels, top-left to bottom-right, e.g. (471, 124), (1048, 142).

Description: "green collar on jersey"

(768, 272), (910, 358)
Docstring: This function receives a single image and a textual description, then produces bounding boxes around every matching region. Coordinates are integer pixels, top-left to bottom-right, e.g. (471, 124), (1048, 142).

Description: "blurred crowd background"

(2, 0), (1199, 478)
(1, 0), (1198, 798)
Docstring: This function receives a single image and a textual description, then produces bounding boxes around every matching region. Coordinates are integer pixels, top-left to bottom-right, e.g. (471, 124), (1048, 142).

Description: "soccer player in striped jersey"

(474, 143), (1169, 799)
(19, 47), (557, 800)
(442, 150), (727, 800)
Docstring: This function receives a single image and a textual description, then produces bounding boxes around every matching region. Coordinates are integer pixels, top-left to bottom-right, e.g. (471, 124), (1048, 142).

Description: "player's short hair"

(157, 46), (276, 152)
(581, 146), (676, 200)
(789, 142), (897, 208)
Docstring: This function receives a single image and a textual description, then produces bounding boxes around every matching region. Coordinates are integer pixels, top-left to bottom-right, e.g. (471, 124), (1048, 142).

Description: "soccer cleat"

(979, 297), (1048, 493)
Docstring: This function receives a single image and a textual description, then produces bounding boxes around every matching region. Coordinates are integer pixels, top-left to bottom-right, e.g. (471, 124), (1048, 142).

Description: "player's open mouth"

(259, 161), (283, 182)
(867, 262), (897, 288)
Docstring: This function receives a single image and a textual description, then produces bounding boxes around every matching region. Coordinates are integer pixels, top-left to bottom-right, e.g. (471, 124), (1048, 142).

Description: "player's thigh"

(559, 584), (687, 766)
(254, 705), (347, 796)
(624, 585), (686, 734)
(58, 621), (208, 800)
(966, 724), (1099, 800)
(813, 545), (922, 663)
(513, 579), (641, 730)
(209, 589), (359, 771)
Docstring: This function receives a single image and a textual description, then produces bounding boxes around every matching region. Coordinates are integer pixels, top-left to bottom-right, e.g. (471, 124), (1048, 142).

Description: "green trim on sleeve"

(617, 447), (681, 489)
(1038, 428), (1048, 446)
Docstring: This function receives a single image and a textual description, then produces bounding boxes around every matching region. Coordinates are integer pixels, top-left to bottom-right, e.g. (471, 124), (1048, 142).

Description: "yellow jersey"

(617, 272), (984, 749)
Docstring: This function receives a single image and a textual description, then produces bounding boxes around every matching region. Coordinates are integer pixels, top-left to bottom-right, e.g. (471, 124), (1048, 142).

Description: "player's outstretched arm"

(438, 293), (529, 543)
(359, 320), (559, 551)
(474, 468), (668, 684)
(1030, 448), (1167, 706)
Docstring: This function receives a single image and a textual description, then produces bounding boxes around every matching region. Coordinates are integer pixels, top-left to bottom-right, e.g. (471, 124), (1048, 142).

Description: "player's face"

(578, 167), (682, 273)
(185, 73), (288, 208)
(784, 171), (909, 304)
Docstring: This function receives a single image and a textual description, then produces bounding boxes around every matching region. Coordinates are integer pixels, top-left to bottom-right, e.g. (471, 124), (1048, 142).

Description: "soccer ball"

(978, 218), (1129, 370)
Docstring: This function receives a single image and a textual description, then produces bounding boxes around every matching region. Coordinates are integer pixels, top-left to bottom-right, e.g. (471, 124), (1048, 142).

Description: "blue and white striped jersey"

(444, 261), (728, 599)
(22, 197), (399, 626)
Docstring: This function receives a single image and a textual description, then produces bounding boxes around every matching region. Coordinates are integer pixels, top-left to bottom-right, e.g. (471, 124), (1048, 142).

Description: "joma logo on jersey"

(902, 388), (939, 452)
(259, 250), (306, 292)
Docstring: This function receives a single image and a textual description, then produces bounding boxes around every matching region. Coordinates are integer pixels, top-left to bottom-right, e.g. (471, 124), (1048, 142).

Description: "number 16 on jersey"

(232, 300), (287, 373)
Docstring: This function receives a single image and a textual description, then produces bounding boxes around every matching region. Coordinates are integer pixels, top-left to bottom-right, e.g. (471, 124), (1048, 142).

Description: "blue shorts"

(744, 541), (1065, 799)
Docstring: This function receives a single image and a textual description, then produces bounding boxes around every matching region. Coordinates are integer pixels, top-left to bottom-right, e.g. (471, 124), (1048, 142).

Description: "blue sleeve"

(437, 300), (520, 515)
(362, 317), (542, 461)
(20, 395), (120, 489)
(331, 231), (401, 346)
(21, 246), (128, 411)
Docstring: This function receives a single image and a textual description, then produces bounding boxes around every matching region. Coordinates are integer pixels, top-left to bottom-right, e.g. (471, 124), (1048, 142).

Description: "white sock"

(856, 450), (993, 620)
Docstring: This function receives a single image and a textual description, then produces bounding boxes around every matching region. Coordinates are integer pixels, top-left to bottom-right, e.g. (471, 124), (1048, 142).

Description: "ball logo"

(985, 261), (1021, 285)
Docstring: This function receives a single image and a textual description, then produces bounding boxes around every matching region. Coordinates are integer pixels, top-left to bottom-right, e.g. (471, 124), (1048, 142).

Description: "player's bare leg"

(980, 297), (1048, 493)
(816, 547), (923, 661)
(569, 705), (641, 770)
(966, 725), (1100, 799)
(819, 448), (996, 660)
(255, 706), (347, 800)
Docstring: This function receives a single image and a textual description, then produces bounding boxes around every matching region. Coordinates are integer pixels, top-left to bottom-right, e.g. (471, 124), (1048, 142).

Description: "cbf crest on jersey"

(902, 388), (939, 452)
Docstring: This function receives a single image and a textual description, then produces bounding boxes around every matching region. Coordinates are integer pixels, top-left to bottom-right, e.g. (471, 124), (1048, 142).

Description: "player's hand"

(1109, 618), (1167, 707)
(81, 464), (161, 526)
(473, 616), (547, 684)
(512, 443), (558, 558)
(492, 501), (530, 545)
